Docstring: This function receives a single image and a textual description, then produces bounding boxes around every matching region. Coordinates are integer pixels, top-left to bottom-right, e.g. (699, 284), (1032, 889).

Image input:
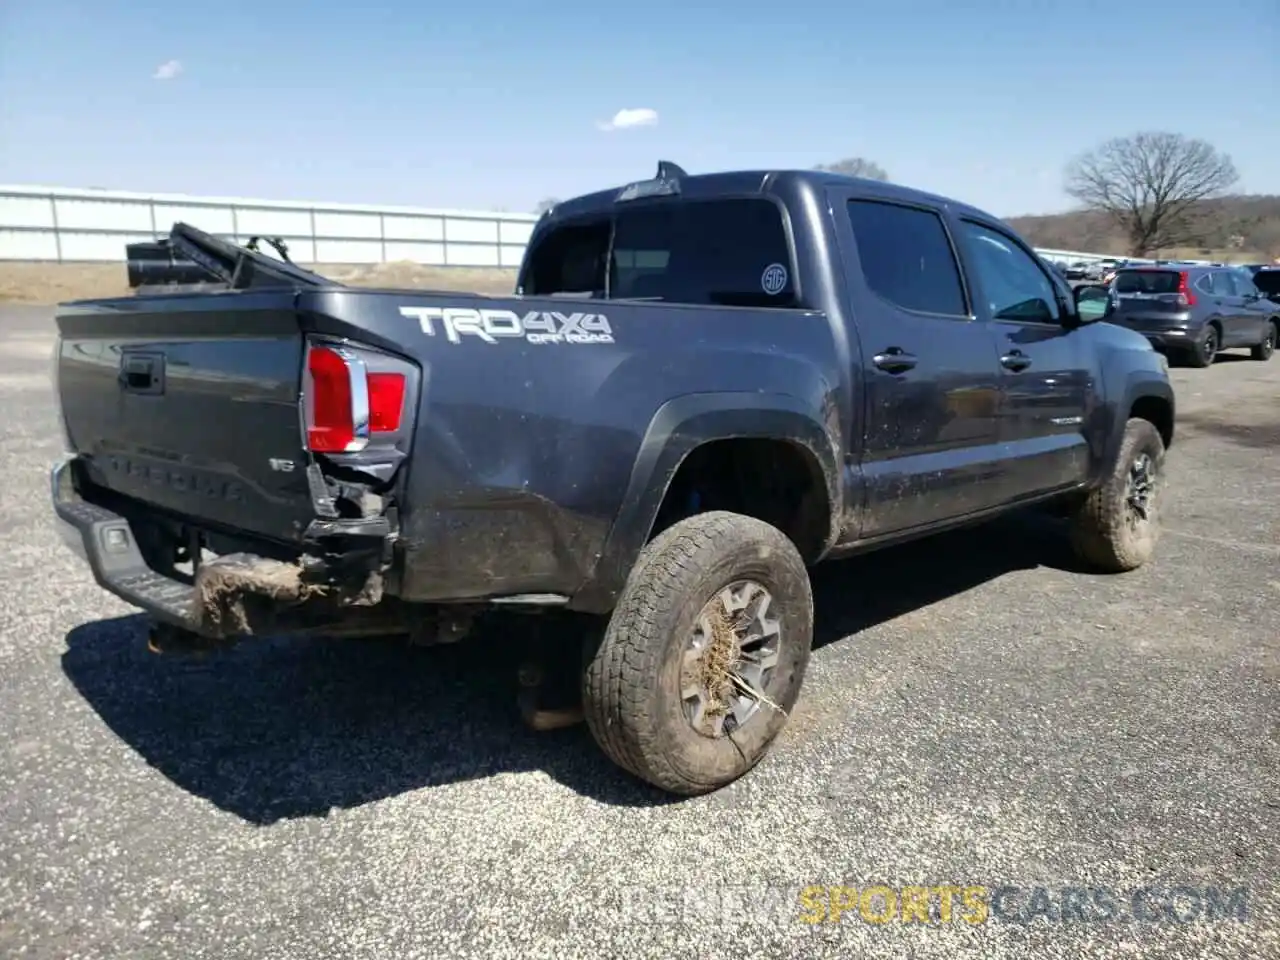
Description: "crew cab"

(50, 163), (1176, 795)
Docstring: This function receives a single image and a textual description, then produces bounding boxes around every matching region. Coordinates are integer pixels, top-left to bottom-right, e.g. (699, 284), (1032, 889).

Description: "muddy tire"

(1250, 321), (1277, 361)
(582, 511), (813, 795)
(1069, 418), (1166, 573)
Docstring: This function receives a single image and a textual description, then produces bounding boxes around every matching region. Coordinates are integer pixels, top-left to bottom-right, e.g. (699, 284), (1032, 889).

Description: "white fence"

(0, 185), (539, 268)
(0, 183), (1125, 269)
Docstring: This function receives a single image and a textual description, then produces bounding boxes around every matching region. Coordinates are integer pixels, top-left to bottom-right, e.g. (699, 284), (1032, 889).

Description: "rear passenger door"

(1210, 270), (1251, 346)
(834, 193), (1011, 539)
(951, 218), (1095, 499)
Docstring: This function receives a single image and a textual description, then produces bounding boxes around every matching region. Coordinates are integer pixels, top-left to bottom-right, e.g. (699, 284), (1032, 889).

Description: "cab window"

(522, 198), (798, 307)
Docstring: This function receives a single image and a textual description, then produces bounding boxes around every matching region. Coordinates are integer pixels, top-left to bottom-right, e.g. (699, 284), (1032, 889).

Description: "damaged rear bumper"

(50, 457), (399, 640)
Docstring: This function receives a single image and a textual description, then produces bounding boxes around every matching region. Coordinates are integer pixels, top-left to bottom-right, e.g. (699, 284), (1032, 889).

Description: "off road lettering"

(399, 306), (614, 345)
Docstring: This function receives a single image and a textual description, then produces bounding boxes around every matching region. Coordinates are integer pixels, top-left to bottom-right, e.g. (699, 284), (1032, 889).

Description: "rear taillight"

(367, 373), (406, 433)
(1176, 271), (1197, 307)
(304, 343), (409, 454)
(306, 345), (357, 452)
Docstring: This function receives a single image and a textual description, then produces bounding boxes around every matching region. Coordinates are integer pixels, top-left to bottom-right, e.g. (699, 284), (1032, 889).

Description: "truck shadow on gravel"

(61, 511), (1086, 823)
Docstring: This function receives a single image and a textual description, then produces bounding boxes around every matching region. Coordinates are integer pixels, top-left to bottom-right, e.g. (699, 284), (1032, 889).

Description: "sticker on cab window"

(761, 263), (788, 296)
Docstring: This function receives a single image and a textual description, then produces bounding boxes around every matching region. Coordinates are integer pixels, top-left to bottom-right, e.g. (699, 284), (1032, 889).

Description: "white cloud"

(152, 59), (183, 81)
(597, 107), (658, 132)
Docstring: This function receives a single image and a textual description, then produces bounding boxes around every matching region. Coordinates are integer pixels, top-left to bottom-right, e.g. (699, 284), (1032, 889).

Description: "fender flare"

(1103, 372), (1175, 471)
(568, 392), (841, 614)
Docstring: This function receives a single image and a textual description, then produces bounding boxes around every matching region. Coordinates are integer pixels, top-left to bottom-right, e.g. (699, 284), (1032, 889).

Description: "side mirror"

(1073, 284), (1116, 324)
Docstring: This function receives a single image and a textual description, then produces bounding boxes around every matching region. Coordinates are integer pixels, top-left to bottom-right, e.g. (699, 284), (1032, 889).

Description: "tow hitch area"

(193, 553), (351, 637)
(182, 540), (393, 640)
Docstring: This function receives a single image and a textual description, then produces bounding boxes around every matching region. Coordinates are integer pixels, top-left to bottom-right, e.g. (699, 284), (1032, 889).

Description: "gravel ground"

(0, 303), (1276, 959)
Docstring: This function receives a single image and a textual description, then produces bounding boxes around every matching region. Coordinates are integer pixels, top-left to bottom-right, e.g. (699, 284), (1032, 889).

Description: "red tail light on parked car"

(1175, 271), (1197, 308)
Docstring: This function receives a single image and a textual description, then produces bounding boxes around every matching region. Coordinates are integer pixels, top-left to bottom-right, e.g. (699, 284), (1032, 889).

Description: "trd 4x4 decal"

(399, 306), (614, 345)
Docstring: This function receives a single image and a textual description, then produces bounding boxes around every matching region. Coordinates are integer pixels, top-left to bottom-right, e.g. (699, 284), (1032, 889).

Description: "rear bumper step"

(51, 458), (398, 640)
(52, 478), (200, 626)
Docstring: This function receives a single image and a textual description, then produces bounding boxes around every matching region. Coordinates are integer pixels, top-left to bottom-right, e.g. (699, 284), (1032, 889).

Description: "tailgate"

(55, 291), (314, 544)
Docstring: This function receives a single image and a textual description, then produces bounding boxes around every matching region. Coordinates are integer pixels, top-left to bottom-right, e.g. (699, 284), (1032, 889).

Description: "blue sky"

(1, 0), (1277, 218)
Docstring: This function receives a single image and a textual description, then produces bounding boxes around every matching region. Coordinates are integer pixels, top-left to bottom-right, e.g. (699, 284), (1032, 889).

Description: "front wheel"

(1250, 321), (1277, 361)
(1068, 418), (1167, 573)
(582, 511), (813, 795)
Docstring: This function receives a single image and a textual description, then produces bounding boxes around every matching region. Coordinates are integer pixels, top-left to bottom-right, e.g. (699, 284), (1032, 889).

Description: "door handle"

(872, 348), (918, 373)
(118, 352), (165, 395)
(1000, 350), (1032, 372)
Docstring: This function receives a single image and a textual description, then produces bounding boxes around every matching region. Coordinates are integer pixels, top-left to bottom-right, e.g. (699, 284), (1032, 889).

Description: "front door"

(1225, 269), (1273, 347)
(835, 193), (1009, 539)
(952, 218), (1094, 498)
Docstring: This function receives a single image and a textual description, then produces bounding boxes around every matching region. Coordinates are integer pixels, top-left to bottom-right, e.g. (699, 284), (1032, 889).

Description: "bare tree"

(1064, 133), (1238, 257)
(815, 157), (890, 182)
(534, 197), (560, 215)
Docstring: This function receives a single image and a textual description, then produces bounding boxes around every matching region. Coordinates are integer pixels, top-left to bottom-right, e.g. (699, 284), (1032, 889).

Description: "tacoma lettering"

(105, 456), (244, 502)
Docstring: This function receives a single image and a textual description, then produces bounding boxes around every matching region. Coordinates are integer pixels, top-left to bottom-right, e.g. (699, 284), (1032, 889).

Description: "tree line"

(532, 134), (1276, 260)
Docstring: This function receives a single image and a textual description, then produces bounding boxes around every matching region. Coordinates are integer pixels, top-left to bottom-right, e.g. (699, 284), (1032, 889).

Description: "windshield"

(1114, 269), (1181, 295)
(522, 198), (798, 307)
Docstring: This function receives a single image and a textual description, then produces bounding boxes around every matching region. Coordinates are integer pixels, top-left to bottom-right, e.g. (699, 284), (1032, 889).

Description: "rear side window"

(1222, 270), (1250, 296)
(522, 198), (797, 307)
(1114, 270), (1181, 295)
(845, 200), (967, 317)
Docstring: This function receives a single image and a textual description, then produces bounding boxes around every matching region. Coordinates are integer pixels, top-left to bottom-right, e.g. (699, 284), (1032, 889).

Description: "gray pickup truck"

(50, 162), (1175, 795)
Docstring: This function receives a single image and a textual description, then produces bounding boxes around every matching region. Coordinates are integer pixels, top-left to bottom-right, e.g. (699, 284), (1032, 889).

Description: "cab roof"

(542, 162), (1002, 228)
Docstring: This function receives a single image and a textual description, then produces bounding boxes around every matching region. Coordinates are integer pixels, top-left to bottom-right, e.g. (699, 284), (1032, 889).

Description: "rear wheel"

(1187, 325), (1219, 368)
(582, 511), (813, 795)
(1069, 418), (1166, 573)
(1250, 321), (1277, 361)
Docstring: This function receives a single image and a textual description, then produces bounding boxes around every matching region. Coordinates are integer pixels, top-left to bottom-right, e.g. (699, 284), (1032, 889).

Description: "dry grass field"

(1041, 247), (1271, 265)
(1137, 246), (1274, 264)
(0, 262), (520, 305)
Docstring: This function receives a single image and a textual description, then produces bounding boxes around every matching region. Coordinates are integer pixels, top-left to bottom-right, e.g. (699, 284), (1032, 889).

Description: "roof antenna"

(656, 160), (688, 180)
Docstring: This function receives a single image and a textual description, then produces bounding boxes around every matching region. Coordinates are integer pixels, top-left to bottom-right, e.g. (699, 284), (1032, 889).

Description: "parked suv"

(1109, 265), (1279, 366)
